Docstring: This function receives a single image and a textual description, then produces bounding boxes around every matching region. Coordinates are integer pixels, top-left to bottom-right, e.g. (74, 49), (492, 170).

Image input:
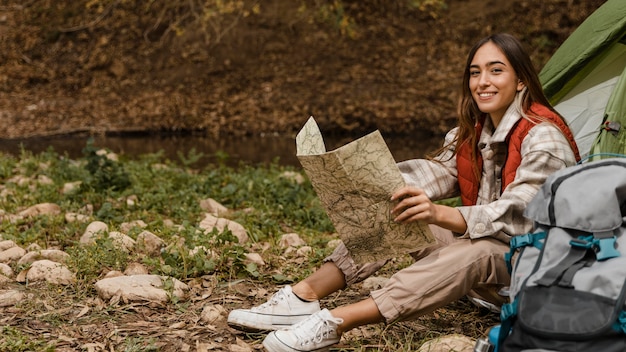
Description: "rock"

(37, 175), (54, 185)
(65, 212), (90, 223)
(199, 198), (228, 216)
(279, 233), (306, 248)
(362, 276), (389, 291)
(0, 240), (17, 251)
(244, 252), (265, 266)
(0, 263), (13, 277)
(80, 221), (109, 244)
(108, 231), (135, 252)
(296, 246), (312, 257)
(417, 334), (476, 352)
(280, 171), (305, 184)
(24, 259), (76, 285)
(200, 304), (226, 323)
(25, 243), (42, 251)
(104, 270), (124, 278)
(198, 214), (248, 244)
(123, 262), (149, 275)
(327, 239), (342, 249)
(0, 245), (26, 263)
(136, 230), (165, 255)
(94, 274), (188, 303)
(119, 219), (147, 233)
(62, 181), (82, 194)
(0, 290), (24, 307)
(125, 195), (138, 207)
(0, 274), (11, 285)
(189, 246), (216, 257)
(18, 202), (61, 217)
(17, 249), (70, 265)
(96, 149), (118, 161)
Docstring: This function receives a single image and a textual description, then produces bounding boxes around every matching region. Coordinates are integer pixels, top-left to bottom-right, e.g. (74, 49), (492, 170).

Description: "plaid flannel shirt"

(398, 104), (577, 243)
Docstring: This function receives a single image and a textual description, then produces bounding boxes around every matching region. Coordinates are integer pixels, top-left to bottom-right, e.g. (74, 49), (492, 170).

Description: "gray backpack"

(497, 158), (626, 352)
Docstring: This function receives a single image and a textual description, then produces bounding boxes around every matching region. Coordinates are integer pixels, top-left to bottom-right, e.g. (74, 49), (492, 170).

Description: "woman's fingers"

(391, 187), (434, 223)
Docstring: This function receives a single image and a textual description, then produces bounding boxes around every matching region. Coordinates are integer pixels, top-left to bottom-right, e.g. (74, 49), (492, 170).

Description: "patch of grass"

(0, 326), (56, 352)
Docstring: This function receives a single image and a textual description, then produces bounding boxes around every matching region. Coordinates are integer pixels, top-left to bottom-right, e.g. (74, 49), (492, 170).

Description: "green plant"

(0, 326), (56, 352)
(81, 138), (131, 193)
(66, 237), (130, 282)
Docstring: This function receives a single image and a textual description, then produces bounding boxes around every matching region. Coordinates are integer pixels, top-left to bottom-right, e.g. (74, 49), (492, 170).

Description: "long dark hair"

(449, 33), (565, 171)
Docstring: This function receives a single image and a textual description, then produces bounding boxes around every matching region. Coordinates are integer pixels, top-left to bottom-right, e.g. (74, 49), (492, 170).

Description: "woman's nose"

(478, 73), (490, 86)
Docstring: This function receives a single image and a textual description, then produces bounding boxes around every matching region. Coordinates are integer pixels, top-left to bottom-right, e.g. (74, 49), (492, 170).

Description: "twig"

(57, 0), (120, 33)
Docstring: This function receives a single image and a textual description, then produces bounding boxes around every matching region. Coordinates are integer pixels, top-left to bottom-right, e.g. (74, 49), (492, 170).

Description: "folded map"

(296, 117), (435, 263)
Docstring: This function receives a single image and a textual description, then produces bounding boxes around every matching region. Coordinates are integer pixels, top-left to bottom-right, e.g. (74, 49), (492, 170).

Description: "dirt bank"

(0, 0), (607, 140)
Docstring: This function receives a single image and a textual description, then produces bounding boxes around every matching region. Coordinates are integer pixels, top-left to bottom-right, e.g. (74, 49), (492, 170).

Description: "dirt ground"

(0, 0), (606, 141)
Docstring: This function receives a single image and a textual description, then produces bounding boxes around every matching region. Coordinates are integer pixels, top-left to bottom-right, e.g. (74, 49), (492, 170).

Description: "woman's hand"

(390, 186), (468, 234)
(390, 186), (438, 224)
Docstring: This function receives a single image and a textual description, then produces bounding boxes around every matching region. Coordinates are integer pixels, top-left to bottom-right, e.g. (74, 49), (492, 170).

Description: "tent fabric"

(538, 0), (626, 158)
(539, 0), (626, 101)
(589, 64), (626, 157)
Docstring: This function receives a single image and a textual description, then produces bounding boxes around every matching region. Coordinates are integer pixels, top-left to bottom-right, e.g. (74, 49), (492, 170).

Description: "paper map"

(296, 117), (435, 263)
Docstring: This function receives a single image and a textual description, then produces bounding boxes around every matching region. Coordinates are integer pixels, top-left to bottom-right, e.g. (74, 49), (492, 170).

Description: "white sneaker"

(228, 285), (321, 332)
(262, 309), (343, 352)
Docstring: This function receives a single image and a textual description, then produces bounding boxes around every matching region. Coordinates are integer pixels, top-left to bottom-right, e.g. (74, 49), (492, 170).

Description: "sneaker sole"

(227, 315), (310, 332)
(263, 332), (333, 352)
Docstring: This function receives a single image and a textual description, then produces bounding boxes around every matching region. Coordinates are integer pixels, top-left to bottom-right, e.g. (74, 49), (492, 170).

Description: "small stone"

(199, 198), (228, 216)
(119, 219), (147, 233)
(25, 259), (76, 285)
(124, 262), (149, 275)
(136, 231), (165, 255)
(198, 214), (248, 244)
(18, 203), (61, 217)
(17, 249), (70, 265)
(0, 290), (24, 307)
(94, 274), (188, 303)
(200, 304), (226, 323)
(279, 233), (306, 248)
(0, 246), (26, 264)
(244, 252), (265, 266)
(417, 334), (476, 352)
(108, 231), (136, 252)
(80, 221), (109, 245)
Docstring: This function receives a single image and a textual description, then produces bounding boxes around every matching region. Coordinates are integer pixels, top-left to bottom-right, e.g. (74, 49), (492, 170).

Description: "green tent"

(539, 0), (626, 160)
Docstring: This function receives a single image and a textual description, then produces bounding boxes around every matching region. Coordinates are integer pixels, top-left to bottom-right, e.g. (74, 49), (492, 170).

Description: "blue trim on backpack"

(613, 311), (626, 334)
(571, 234), (621, 261)
(497, 299), (518, 350)
(505, 231), (546, 274)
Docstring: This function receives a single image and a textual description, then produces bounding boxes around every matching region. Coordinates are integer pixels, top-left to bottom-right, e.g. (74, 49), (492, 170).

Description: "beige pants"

(325, 225), (511, 322)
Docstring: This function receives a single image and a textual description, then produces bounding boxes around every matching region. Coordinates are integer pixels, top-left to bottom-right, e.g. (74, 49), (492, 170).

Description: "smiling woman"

(227, 33), (581, 352)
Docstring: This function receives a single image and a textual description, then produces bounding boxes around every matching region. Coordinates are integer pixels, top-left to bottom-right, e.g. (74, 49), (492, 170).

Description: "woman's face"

(469, 41), (525, 126)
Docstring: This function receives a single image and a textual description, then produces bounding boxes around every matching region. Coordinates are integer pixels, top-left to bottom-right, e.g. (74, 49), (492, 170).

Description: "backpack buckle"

(595, 236), (621, 261)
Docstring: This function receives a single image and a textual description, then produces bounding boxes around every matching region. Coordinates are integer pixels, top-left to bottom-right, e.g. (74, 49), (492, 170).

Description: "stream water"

(0, 132), (444, 168)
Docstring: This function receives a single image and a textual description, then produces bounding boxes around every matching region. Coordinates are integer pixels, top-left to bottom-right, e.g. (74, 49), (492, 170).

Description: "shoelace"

(292, 312), (343, 345)
(250, 290), (286, 312)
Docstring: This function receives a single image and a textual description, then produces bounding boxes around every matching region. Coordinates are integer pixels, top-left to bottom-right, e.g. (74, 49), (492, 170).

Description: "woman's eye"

(491, 68), (503, 73)
(469, 71), (480, 76)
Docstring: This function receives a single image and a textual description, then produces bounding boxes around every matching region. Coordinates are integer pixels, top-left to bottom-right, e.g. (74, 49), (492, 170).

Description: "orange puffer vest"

(456, 103), (581, 206)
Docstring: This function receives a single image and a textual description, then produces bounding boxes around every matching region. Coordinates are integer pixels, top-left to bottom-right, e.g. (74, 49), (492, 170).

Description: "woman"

(228, 33), (580, 352)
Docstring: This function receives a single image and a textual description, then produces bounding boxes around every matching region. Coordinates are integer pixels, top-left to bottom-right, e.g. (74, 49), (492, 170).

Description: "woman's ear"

(517, 79), (525, 92)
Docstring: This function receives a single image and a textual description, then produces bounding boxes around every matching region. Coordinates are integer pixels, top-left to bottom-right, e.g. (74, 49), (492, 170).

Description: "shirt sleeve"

(457, 122), (577, 242)
(396, 128), (460, 201)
